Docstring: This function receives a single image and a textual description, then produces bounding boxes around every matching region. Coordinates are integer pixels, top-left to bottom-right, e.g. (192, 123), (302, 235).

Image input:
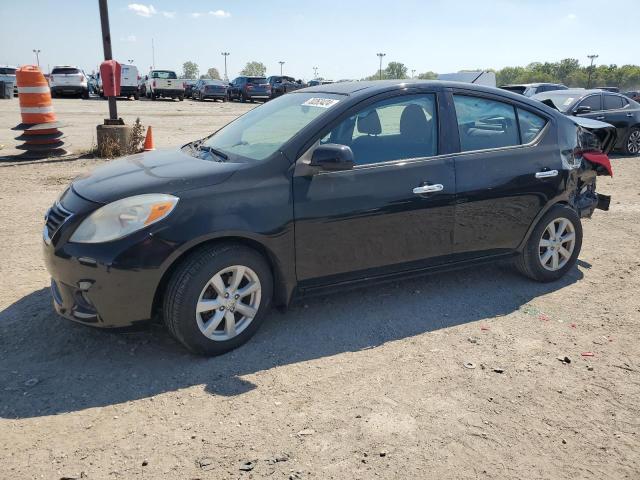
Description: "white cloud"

(567, 13), (577, 20)
(162, 11), (176, 18)
(121, 34), (137, 42)
(190, 12), (202, 18)
(209, 10), (231, 18)
(127, 3), (157, 17)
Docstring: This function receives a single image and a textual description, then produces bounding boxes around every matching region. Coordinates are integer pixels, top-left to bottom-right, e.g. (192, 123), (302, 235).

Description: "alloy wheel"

(538, 218), (576, 271)
(628, 130), (640, 155)
(195, 265), (262, 341)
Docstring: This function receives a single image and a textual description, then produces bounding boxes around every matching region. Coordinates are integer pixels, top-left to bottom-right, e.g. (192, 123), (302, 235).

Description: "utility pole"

(221, 52), (230, 81)
(411, 69), (416, 79)
(587, 54), (598, 89)
(32, 49), (41, 67)
(151, 38), (155, 69)
(313, 66), (318, 79)
(376, 52), (386, 80)
(279, 61), (285, 76)
(127, 59), (134, 64)
(98, 0), (117, 121)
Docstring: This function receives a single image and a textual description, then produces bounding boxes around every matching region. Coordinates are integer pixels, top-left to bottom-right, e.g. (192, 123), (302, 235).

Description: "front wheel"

(515, 205), (582, 282)
(623, 127), (640, 156)
(163, 244), (273, 356)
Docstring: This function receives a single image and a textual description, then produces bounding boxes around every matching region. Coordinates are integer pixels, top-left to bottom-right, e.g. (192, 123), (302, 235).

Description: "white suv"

(49, 65), (89, 99)
(0, 65), (17, 97)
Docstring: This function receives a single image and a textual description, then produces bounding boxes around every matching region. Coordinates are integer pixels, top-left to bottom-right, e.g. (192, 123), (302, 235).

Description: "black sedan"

(533, 89), (640, 155)
(267, 75), (304, 98)
(43, 81), (614, 355)
(191, 79), (228, 102)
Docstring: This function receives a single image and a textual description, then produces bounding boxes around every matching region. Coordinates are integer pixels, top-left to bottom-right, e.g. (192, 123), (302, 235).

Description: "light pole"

(587, 54), (598, 89)
(279, 61), (285, 76)
(411, 69), (416, 79)
(33, 49), (41, 67)
(313, 66), (318, 79)
(376, 52), (386, 80)
(127, 59), (134, 64)
(221, 52), (230, 81)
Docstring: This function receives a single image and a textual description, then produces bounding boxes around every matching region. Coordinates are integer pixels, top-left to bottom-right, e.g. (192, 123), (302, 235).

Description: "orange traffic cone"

(143, 126), (155, 151)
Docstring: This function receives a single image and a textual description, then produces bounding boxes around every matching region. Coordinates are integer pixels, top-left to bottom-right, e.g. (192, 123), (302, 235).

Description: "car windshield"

(52, 68), (81, 75)
(152, 71), (177, 79)
(199, 93), (343, 161)
(501, 86), (527, 94)
(247, 77), (266, 84)
(533, 92), (580, 112)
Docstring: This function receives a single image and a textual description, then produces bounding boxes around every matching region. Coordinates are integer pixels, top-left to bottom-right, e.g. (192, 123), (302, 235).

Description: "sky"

(0, 0), (637, 81)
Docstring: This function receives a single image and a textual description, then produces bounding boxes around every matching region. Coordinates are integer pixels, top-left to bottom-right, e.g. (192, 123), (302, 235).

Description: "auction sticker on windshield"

(302, 98), (340, 108)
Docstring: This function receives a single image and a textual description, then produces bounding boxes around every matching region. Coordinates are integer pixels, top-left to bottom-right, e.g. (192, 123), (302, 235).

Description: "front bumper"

(42, 190), (172, 328)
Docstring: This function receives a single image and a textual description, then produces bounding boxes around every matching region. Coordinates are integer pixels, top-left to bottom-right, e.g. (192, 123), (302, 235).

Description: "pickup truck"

(144, 70), (184, 101)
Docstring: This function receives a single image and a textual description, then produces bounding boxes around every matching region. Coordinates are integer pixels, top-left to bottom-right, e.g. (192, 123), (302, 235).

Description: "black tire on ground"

(151, 92), (156, 101)
(81, 90), (89, 100)
(163, 243), (273, 356)
(515, 204), (583, 282)
(133, 92), (139, 100)
(179, 95), (184, 101)
(622, 127), (640, 156)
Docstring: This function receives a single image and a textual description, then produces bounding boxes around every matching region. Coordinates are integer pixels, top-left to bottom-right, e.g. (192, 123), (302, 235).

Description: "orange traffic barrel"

(16, 65), (56, 125)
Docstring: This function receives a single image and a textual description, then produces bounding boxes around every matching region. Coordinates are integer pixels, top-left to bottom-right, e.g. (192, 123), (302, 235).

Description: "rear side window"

(518, 109), (547, 143)
(52, 68), (80, 75)
(0, 67), (16, 75)
(151, 71), (177, 79)
(247, 77), (266, 84)
(453, 95), (519, 152)
(578, 95), (602, 111)
(603, 94), (625, 110)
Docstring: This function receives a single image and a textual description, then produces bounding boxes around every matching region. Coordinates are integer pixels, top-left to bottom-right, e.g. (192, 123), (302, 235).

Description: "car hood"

(72, 148), (238, 204)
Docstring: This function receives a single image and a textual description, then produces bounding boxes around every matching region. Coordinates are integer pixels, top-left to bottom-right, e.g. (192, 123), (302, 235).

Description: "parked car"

(266, 75), (304, 98)
(96, 64), (140, 99)
(138, 74), (148, 97)
(307, 79), (334, 87)
(228, 76), (271, 102)
(500, 83), (568, 97)
(192, 79), (228, 102)
(183, 79), (198, 98)
(144, 70), (184, 101)
(0, 65), (18, 96)
(596, 87), (619, 93)
(44, 80), (615, 355)
(532, 89), (640, 155)
(623, 91), (640, 102)
(49, 66), (89, 99)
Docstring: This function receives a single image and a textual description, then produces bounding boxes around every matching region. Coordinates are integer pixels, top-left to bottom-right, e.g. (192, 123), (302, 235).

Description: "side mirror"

(574, 105), (592, 115)
(310, 144), (355, 171)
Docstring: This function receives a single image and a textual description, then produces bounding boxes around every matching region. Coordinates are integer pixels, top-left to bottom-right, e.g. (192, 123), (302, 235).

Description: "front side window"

(603, 94), (624, 110)
(453, 95), (519, 152)
(201, 93), (343, 161)
(320, 94), (438, 165)
(578, 95), (602, 111)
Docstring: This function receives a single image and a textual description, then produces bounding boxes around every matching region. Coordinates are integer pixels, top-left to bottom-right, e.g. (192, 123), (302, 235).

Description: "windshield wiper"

(197, 145), (228, 161)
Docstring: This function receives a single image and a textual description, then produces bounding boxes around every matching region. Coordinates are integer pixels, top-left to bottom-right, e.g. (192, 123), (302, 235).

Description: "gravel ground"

(0, 98), (639, 480)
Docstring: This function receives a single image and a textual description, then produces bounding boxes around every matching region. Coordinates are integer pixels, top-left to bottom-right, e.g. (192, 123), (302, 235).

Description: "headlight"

(70, 194), (179, 243)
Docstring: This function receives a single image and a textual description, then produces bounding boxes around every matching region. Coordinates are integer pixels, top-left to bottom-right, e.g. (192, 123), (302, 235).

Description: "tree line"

(181, 58), (640, 90)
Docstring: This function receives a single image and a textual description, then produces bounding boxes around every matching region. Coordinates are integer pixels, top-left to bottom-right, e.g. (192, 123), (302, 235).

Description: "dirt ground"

(0, 97), (639, 480)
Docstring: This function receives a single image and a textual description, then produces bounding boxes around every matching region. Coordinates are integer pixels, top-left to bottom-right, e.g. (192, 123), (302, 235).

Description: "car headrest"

(357, 109), (381, 135)
(400, 104), (430, 141)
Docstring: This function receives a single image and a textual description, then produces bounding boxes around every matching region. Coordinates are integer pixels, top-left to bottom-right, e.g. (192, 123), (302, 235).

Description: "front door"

(292, 91), (456, 286)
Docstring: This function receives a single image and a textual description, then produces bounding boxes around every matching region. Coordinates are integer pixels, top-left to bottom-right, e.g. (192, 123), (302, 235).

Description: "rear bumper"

(202, 93), (227, 99)
(52, 85), (87, 95)
(119, 85), (138, 95)
(154, 89), (184, 97)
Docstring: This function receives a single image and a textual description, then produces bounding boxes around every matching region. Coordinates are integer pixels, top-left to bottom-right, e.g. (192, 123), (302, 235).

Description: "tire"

(163, 243), (273, 356)
(81, 90), (89, 100)
(133, 92), (139, 100)
(623, 127), (640, 156)
(151, 91), (156, 101)
(515, 204), (583, 282)
(179, 95), (184, 101)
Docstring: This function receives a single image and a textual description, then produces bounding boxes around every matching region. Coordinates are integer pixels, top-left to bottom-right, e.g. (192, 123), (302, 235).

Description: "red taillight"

(137, 75), (141, 81)
(247, 85), (253, 90)
(583, 151), (613, 177)
(152, 80), (156, 87)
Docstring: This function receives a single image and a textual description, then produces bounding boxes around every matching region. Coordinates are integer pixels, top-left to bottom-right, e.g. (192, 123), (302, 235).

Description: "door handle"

(535, 170), (559, 179)
(596, 116), (605, 120)
(626, 113), (634, 117)
(413, 184), (444, 195)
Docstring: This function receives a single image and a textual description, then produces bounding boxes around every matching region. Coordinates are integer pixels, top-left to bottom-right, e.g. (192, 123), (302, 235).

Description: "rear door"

(450, 90), (560, 258)
(602, 94), (634, 143)
(293, 90), (457, 285)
